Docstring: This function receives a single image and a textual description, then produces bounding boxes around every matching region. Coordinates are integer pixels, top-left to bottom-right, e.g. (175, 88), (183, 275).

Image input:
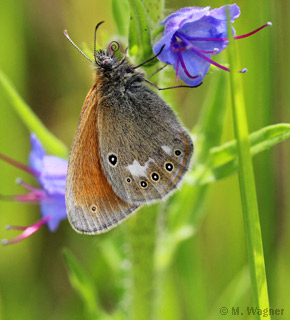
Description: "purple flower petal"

(153, 31), (178, 65)
(29, 133), (45, 173)
(40, 196), (67, 232)
(176, 49), (210, 86)
(163, 6), (210, 34)
(209, 4), (240, 22)
(39, 156), (67, 195)
(161, 7), (208, 25)
(179, 17), (229, 54)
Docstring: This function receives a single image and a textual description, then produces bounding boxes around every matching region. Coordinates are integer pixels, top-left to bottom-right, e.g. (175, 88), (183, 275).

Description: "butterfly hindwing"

(98, 85), (193, 204)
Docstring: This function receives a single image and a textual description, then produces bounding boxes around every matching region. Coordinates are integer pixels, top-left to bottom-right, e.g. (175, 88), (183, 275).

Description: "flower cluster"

(0, 134), (67, 245)
(153, 4), (271, 86)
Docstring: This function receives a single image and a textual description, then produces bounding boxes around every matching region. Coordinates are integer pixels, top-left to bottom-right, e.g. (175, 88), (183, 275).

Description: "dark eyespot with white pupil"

(151, 172), (159, 181)
(108, 154), (117, 166)
(126, 178), (131, 183)
(140, 181), (148, 188)
(91, 206), (97, 212)
(165, 162), (174, 172)
(175, 150), (182, 156)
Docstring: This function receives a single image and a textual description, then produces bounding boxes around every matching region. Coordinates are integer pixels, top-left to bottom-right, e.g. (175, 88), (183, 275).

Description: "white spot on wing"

(126, 158), (154, 177)
(161, 145), (172, 155)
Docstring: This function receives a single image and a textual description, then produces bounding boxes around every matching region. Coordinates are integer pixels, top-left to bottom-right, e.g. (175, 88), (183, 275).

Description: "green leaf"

(188, 123), (290, 186)
(0, 69), (68, 158)
(112, 0), (129, 37)
(127, 0), (152, 65)
(63, 248), (105, 319)
(140, 0), (165, 27)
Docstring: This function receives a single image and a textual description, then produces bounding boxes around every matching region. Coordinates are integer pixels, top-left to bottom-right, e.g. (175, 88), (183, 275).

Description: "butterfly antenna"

(94, 21), (105, 61)
(132, 44), (165, 70)
(108, 41), (120, 56)
(112, 46), (129, 69)
(64, 30), (94, 63)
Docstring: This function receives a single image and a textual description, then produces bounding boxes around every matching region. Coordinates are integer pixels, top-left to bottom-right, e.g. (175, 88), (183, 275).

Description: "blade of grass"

(187, 123), (290, 186)
(226, 9), (270, 317)
(0, 69), (68, 158)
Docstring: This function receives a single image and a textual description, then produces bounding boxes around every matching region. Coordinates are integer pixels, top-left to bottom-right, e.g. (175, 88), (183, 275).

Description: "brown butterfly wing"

(98, 85), (193, 204)
(65, 85), (139, 234)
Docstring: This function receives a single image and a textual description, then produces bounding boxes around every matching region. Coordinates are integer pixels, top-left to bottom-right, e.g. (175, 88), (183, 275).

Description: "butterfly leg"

(132, 45), (165, 70)
(144, 79), (202, 90)
(147, 64), (168, 79)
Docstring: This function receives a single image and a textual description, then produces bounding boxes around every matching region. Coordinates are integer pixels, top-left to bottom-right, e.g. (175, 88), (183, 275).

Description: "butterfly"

(64, 22), (196, 234)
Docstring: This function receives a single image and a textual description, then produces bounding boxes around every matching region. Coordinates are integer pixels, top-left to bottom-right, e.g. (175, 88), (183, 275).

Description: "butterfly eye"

(140, 180), (148, 189)
(108, 154), (118, 166)
(175, 150), (182, 156)
(130, 82), (141, 90)
(151, 172), (160, 182)
(165, 162), (174, 172)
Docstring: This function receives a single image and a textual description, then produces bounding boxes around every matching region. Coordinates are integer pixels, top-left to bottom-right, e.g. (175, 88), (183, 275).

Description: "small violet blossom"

(153, 4), (272, 86)
(0, 134), (68, 245)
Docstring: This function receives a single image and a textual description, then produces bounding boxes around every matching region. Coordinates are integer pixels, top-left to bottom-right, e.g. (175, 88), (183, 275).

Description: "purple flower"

(0, 134), (67, 245)
(153, 4), (272, 86)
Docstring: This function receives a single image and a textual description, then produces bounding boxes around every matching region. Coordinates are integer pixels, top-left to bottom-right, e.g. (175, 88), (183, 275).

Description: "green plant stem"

(0, 69), (68, 158)
(227, 16), (270, 318)
(126, 205), (159, 320)
(125, 1), (165, 319)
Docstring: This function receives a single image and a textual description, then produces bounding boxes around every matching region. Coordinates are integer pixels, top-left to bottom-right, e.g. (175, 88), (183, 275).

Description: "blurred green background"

(0, 0), (289, 319)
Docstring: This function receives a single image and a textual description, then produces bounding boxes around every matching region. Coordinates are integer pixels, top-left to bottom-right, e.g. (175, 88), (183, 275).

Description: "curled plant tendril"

(108, 41), (120, 54)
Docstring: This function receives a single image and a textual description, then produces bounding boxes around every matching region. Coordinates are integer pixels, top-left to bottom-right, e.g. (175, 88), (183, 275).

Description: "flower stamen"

(178, 22), (272, 42)
(0, 153), (38, 176)
(176, 33), (231, 72)
(176, 33), (247, 73)
(16, 178), (43, 194)
(2, 216), (51, 245)
(177, 51), (200, 79)
(0, 192), (45, 203)
(171, 38), (219, 54)
(233, 22), (272, 40)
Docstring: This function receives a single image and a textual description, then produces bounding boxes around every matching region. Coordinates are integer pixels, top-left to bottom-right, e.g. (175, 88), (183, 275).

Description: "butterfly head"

(94, 49), (145, 88)
(94, 49), (120, 70)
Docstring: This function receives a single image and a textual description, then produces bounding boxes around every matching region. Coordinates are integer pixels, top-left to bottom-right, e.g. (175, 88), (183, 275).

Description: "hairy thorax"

(93, 51), (146, 99)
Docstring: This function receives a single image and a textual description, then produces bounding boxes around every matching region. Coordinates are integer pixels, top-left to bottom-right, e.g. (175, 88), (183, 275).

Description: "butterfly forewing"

(65, 86), (139, 234)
